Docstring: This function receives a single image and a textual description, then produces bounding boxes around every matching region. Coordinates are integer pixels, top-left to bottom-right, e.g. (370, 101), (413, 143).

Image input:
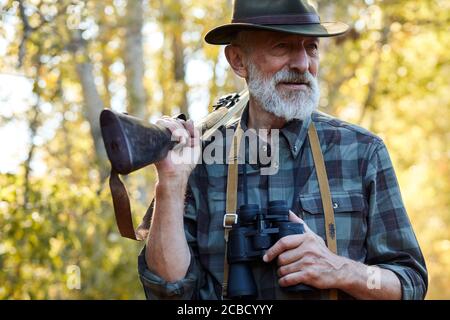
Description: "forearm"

(145, 177), (191, 282)
(337, 257), (402, 300)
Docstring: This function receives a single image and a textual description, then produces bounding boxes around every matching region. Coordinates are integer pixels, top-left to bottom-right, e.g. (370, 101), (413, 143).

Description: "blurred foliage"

(0, 0), (449, 299)
(0, 112), (149, 299)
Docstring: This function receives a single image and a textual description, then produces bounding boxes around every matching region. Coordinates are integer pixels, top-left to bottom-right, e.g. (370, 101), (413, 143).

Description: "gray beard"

(246, 62), (320, 121)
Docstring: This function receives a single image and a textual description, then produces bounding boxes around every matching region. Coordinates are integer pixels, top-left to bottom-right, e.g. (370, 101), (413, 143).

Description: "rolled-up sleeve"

(138, 246), (203, 299)
(364, 141), (428, 300)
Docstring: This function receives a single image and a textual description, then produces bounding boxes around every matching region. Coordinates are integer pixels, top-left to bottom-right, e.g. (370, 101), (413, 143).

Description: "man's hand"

(263, 212), (347, 290)
(154, 117), (201, 181)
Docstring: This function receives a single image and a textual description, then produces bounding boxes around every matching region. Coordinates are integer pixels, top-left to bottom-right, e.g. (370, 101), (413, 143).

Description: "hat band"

(232, 13), (320, 25)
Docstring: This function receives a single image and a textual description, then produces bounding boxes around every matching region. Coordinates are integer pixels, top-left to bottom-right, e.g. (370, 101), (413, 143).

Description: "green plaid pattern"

(138, 107), (427, 300)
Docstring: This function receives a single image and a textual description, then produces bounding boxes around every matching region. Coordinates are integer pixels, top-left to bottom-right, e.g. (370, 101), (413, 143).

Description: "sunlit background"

(0, 0), (449, 299)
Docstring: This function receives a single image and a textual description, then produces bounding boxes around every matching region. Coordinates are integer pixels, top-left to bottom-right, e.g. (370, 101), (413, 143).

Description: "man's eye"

(274, 43), (288, 49)
(307, 44), (319, 54)
(269, 43), (290, 56)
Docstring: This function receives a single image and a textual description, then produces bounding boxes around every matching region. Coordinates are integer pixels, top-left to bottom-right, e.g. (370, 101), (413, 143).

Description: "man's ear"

(225, 45), (248, 79)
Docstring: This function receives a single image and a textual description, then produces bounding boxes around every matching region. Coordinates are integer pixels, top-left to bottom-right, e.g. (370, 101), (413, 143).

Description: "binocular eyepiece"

(227, 200), (314, 299)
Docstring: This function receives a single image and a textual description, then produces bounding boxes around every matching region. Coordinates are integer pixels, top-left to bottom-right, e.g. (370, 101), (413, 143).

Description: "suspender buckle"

(223, 213), (238, 228)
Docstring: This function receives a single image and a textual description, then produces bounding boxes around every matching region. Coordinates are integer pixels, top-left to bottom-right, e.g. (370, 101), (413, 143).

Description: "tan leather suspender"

(308, 124), (338, 300)
(308, 124), (337, 253)
(222, 123), (244, 297)
(222, 121), (338, 300)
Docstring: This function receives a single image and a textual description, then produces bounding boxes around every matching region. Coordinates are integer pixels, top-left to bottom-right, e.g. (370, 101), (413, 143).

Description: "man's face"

(239, 31), (321, 121)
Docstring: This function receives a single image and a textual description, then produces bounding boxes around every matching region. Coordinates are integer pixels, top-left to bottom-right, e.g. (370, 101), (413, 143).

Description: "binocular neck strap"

(222, 121), (338, 300)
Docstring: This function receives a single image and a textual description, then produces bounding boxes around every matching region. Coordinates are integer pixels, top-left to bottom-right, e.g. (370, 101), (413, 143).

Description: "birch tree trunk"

(172, 29), (188, 116)
(76, 61), (109, 177)
(124, 0), (147, 119)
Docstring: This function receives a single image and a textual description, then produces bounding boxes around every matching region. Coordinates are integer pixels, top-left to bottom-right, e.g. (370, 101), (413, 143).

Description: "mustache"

(273, 70), (314, 87)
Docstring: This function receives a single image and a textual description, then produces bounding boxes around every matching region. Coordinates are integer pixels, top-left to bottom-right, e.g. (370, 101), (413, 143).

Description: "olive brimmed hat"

(205, 0), (349, 45)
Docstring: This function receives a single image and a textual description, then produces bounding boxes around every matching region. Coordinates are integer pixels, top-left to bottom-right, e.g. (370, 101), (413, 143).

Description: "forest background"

(0, 0), (448, 299)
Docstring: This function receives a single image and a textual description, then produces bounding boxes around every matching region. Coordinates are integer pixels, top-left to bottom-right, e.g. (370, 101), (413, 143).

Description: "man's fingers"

(172, 128), (189, 150)
(278, 271), (309, 287)
(276, 248), (303, 267)
(278, 256), (316, 277)
(156, 118), (184, 135)
(183, 119), (195, 136)
(263, 235), (302, 263)
(183, 120), (200, 148)
(157, 118), (191, 150)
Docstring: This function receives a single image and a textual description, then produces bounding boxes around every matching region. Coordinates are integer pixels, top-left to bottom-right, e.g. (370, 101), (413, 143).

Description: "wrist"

(156, 175), (188, 193)
(335, 256), (365, 292)
(152, 178), (188, 220)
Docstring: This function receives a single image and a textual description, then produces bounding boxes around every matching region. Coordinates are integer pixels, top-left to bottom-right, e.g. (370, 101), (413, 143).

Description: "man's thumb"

(288, 210), (303, 223)
(288, 211), (312, 233)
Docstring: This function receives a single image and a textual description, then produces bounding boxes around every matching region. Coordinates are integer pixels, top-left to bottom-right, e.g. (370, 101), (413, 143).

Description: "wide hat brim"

(205, 22), (349, 45)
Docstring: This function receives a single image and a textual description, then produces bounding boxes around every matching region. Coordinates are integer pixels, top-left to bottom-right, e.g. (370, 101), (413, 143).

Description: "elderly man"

(138, 0), (427, 300)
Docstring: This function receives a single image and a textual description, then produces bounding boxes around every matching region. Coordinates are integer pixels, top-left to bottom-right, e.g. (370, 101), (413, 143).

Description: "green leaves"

(0, 171), (143, 299)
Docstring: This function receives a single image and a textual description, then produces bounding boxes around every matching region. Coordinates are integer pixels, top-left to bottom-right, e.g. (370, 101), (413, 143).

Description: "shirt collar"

(239, 104), (311, 158)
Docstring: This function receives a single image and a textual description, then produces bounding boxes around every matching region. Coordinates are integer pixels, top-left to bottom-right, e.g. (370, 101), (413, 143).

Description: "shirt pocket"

(299, 191), (367, 260)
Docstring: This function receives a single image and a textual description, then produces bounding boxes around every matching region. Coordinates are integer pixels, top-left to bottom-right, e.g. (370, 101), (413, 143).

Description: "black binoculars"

(227, 200), (314, 299)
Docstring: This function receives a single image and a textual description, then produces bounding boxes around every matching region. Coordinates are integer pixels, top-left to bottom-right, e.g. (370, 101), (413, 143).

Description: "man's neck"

(247, 98), (287, 131)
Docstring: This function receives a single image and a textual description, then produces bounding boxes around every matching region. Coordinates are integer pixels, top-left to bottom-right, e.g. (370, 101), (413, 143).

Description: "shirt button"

(293, 145), (298, 153)
(333, 202), (339, 209)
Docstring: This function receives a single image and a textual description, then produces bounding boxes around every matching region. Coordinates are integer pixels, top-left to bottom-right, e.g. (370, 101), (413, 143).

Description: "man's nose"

(288, 48), (309, 73)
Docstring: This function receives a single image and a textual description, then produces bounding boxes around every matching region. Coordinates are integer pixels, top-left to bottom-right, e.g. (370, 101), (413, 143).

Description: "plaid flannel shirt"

(138, 106), (428, 300)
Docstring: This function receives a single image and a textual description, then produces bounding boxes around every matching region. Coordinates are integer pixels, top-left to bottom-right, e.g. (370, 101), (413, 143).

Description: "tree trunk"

(100, 41), (113, 108)
(124, 0), (147, 119)
(75, 61), (109, 178)
(208, 55), (219, 112)
(358, 26), (391, 126)
(172, 22), (188, 116)
(23, 104), (39, 207)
